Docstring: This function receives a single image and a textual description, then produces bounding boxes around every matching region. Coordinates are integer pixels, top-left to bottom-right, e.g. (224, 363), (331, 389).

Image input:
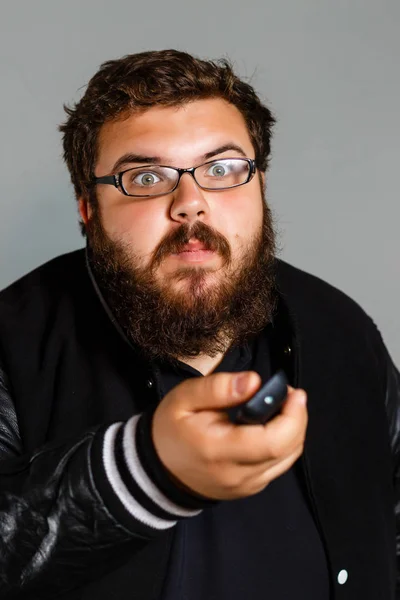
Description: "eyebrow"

(110, 143), (248, 173)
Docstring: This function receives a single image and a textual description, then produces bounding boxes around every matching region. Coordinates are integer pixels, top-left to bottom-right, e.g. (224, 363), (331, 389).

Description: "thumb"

(270, 385), (308, 427)
(182, 370), (262, 413)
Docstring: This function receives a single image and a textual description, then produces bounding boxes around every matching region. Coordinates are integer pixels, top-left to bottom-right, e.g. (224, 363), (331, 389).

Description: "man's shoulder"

(276, 257), (355, 300)
(0, 249), (87, 314)
(275, 258), (374, 330)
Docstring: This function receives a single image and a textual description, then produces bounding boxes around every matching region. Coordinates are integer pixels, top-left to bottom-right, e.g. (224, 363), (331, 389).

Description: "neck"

(178, 350), (227, 376)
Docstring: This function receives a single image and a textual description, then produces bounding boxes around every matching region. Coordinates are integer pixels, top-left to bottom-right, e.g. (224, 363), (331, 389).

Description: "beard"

(86, 191), (278, 365)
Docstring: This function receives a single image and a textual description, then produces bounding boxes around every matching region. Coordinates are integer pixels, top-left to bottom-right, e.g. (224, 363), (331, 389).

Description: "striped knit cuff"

(90, 413), (215, 538)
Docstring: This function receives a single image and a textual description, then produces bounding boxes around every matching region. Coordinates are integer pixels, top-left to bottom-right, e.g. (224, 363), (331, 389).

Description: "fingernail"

(233, 373), (248, 396)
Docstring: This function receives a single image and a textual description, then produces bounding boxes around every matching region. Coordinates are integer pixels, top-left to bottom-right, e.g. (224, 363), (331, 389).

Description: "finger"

(175, 370), (262, 414)
(265, 388), (308, 448)
(217, 446), (305, 499)
(217, 388), (308, 464)
(253, 446), (305, 486)
(239, 446), (305, 495)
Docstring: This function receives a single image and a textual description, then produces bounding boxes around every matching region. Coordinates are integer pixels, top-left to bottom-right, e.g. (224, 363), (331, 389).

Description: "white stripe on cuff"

(102, 423), (177, 530)
(123, 415), (202, 518)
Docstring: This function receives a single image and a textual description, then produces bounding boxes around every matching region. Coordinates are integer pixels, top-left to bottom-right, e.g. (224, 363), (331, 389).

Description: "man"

(0, 49), (398, 599)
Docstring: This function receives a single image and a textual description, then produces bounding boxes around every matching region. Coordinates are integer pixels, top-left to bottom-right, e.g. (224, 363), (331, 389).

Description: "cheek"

(216, 191), (263, 248)
(98, 200), (165, 258)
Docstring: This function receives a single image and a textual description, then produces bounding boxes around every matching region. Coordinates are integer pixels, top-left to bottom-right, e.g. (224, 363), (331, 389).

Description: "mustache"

(152, 220), (231, 269)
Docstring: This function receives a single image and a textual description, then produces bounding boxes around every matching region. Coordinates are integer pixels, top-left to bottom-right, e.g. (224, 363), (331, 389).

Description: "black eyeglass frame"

(92, 157), (257, 198)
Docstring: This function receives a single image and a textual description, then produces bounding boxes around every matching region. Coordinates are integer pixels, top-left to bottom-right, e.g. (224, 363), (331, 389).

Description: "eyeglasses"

(92, 157), (257, 198)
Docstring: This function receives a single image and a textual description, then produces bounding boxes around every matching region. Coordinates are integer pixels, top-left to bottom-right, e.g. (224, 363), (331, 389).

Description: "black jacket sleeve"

(0, 362), (213, 599)
(382, 349), (400, 598)
(368, 320), (400, 598)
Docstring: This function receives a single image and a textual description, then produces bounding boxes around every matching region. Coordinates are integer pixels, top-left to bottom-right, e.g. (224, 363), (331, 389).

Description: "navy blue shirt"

(157, 325), (331, 599)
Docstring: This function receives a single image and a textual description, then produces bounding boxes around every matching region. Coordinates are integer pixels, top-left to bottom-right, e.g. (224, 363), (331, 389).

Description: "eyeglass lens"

(121, 158), (251, 196)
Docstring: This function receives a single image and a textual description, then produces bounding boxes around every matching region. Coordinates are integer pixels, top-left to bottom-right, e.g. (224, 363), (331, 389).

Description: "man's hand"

(152, 371), (308, 500)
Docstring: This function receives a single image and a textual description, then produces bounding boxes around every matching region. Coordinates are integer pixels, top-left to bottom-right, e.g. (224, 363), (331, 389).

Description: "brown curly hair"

(59, 49), (276, 212)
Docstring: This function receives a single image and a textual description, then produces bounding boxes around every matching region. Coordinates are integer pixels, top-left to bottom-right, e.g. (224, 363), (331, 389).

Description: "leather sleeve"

(0, 362), (143, 598)
(0, 366), (21, 457)
(0, 358), (212, 599)
(383, 348), (400, 598)
(370, 320), (400, 597)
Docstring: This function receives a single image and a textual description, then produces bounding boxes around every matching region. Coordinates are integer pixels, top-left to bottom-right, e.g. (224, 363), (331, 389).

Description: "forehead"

(96, 98), (254, 172)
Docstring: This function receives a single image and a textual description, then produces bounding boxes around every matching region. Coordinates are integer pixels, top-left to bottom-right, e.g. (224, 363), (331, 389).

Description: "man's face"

(82, 98), (277, 362)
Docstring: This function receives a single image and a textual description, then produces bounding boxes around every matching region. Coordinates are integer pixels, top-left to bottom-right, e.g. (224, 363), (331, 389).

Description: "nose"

(169, 172), (209, 224)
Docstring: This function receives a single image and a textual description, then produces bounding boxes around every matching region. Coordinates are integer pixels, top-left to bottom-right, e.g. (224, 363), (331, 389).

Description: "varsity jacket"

(0, 249), (399, 599)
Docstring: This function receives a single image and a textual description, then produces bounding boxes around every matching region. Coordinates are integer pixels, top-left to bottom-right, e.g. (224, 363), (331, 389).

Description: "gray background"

(0, 0), (399, 364)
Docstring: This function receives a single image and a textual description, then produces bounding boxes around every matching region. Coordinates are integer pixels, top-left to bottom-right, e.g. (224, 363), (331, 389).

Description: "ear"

(78, 197), (91, 225)
(260, 171), (266, 189)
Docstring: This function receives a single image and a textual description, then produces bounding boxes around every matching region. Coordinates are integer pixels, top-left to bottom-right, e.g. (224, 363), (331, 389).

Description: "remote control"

(227, 370), (289, 425)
